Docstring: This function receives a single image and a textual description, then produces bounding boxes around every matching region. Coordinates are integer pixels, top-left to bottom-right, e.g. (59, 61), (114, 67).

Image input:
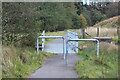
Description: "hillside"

(93, 16), (120, 28)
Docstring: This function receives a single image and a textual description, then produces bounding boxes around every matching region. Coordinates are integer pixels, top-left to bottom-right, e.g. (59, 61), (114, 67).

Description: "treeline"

(75, 2), (118, 26)
(2, 2), (118, 46)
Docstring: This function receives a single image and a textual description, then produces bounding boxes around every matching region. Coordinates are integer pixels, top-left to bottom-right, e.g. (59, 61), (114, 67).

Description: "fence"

(36, 30), (100, 65)
(67, 30), (78, 53)
(65, 39), (99, 64)
(36, 36), (65, 59)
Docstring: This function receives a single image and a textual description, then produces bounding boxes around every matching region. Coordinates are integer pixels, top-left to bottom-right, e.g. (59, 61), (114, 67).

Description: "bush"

(20, 34), (36, 47)
(79, 14), (87, 28)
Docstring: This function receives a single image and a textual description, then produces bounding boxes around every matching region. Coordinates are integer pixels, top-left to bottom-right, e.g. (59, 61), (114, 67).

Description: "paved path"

(29, 34), (80, 78)
(44, 35), (76, 53)
(29, 54), (80, 78)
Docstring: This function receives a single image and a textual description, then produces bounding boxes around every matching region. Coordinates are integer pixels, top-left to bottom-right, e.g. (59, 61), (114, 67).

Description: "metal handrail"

(65, 39), (99, 64)
(36, 36), (65, 59)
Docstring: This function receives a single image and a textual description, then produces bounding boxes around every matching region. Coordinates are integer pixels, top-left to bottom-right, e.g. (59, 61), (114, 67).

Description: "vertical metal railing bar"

(62, 37), (65, 59)
(65, 39), (99, 65)
(36, 38), (39, 53)
(36, 36), (65, 59)
(42, 30), (45, 51)
(96, 40), (99, 57)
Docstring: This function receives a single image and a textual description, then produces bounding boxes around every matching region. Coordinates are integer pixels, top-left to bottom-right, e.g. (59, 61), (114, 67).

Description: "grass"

(2, 45), (56, 78)
(0, 47), (2, 79)
(56, 27), (118, 39)
(85, 27), (117, 38)
(112, 37), (120, 42)
(74, 42), (118, 78)
(40, 29), (80, 44)
(68, 16), (119, 78)
(69, 16), (119, 38)
(78, 41), (92, 46)
(45, 31), (66, 43)
(39, 26), (118, 44)
(38, 30), (67, 44)
(93, 16), (119, 28)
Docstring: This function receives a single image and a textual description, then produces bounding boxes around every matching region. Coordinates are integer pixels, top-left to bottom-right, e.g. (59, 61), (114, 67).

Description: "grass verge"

(74, 42), (118, 78)
(2, 45), (56, 78)
(112, 37), (120, 42)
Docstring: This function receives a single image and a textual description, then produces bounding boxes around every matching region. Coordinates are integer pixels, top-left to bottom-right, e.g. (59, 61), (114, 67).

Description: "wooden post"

(83, 28), (85, 39)
(97, 27), (99, 37)
(80, 28), (85, 38)
(117, 27), (120, 44)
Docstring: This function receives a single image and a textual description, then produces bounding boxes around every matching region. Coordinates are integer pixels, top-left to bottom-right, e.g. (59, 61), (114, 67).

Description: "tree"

(105, 2), (118, 17)
(2, 2), (41, 46)
(75, 2), (108, 26)
(79, 14), (87, 38)
(2, 2), (80, 46)
(92, 9), (107, 24)
(79, 14), (87, 28)
(81, 7), (92, 26)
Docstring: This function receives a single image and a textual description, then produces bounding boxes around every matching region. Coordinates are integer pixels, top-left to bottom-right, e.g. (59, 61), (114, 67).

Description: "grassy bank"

(2, 45), (55, 78)
(45, 31), (67, 43)
(93, 16), (119, 28)
(74, 42), (118, 78)
(85, 27), (117, 38)
(37, 30), (67, 45)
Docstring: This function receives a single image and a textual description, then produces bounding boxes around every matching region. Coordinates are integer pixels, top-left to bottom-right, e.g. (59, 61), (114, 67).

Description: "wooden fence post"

(97, 27), (99, 37)
(80, 28), (85, 38)
(83, 28), (85, 38)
